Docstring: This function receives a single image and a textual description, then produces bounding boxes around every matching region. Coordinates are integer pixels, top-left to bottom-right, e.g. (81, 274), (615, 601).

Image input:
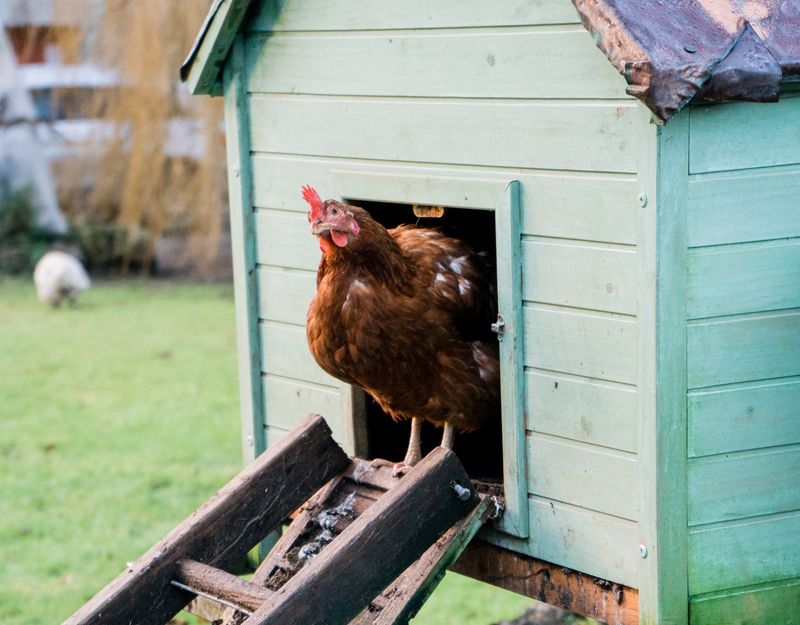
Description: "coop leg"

(441, 422), (455, 450)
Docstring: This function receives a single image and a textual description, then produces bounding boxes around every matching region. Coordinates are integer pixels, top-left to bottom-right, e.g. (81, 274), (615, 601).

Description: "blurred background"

(0, 0), (228, 279)
(0, 2), (584, 624)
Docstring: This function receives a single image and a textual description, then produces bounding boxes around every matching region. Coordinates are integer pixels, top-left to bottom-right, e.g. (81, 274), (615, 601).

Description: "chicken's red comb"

(301, 185), (323, 221)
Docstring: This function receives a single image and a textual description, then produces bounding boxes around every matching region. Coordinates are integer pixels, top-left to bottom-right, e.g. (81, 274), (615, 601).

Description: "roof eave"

(180, 0), (255, 96)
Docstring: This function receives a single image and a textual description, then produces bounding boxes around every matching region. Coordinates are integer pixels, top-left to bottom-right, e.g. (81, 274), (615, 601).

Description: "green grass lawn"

(0, 278), (533, 625)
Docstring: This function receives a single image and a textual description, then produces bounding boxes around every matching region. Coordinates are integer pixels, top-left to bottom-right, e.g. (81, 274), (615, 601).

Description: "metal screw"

(233, 167), (240, 178)
(639, 544), (648, 558)
(452, 483), (471, 501)
(246, 435), (253, 447)
(638, 193), (648, 207)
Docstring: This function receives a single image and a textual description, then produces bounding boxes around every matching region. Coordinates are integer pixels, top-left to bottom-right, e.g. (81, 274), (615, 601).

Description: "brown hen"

(302, 186), (500, 473)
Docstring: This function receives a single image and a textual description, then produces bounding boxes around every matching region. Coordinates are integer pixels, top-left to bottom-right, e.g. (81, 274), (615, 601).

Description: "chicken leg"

(370, 416), (423, 477)
(441, 421), (456, 450)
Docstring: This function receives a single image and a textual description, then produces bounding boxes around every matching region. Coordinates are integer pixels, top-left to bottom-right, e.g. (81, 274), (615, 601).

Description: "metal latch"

(491, 313), (506, 340)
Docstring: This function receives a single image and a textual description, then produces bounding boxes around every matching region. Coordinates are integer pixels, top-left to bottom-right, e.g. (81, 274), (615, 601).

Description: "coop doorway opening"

(345, 199), (504, 483)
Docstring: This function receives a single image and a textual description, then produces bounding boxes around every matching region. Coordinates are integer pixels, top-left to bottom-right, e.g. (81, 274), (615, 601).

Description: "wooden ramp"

(62, 414), (492, 625)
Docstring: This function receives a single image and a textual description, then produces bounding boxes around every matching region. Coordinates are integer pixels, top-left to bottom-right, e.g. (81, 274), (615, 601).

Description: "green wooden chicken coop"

(182, 1), (800, 623)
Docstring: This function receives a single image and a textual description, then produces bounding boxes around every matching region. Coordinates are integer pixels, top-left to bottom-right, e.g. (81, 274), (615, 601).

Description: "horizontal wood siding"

(262, 375), (342, 431)
(244, 0), (643, 588)
(686, 100), (800, 616)
(257, 266), (316, 325)
(245, 29), (627, 100)
(688, 446), (800, 525)
(526, 497), (639, 587)
(524, 306), (637, 385)
(687, 311), (800, 389)
(254, 209), (319, 271)
(527, 434), (638, 520)
(690, 578), (800, 625)
(248, 0), (582, 32)
(248, 95), (639, 173)
(260, 320), (338, 388)
(687, 239), (800, 318)
(522, 239), (637, 315)
(687, 164), (800, 247)
(688, 378), (800, 457)
(251, 154), (639, 244)
(688, 511), (800, 595)
(689, 96), (800, 174)
(525, 371), (638, 453)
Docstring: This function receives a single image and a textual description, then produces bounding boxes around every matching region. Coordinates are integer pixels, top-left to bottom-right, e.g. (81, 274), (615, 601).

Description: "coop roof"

(180, 0), (255, 96)
(573, 0), (800, 121)
(182, 0), (800, 122)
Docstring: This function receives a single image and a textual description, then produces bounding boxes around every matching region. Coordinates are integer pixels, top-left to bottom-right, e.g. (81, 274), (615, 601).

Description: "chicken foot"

(370, 416), (423, 477)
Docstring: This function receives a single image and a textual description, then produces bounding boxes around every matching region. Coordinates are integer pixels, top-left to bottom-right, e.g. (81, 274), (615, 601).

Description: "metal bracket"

(491, 313), (506, 340)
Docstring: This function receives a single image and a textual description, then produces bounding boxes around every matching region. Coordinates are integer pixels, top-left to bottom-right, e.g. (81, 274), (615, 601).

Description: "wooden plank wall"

(685, 96), (800, 623)
(243, 0), (644, 588)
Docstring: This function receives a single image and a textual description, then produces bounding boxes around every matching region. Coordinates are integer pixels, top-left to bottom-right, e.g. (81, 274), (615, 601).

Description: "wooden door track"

(62, 414), (494, 625)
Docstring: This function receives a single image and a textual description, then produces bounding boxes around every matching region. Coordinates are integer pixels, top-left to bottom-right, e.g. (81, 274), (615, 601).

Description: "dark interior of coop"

(346, 199), (504, 484)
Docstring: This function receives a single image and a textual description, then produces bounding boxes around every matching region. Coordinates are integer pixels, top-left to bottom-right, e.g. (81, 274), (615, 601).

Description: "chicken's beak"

(311, 220), (331, 236)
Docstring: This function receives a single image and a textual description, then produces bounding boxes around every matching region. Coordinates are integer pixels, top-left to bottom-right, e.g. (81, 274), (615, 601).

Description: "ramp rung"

(171, 559), (272, 615)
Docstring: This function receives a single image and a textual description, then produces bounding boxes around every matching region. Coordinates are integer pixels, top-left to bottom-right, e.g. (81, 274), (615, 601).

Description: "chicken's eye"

(330, 207), (339, 216)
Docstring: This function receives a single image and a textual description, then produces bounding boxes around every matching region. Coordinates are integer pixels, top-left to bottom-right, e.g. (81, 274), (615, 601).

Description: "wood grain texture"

(61, 415), (349, 625)
(522, 239), (637, 314)
(687, 164), (800, 247)
(247, 0), (582, 31)
(241, 448), (479, 625)
(525, 370), (638, 453)
(688, 310), (800, 389)
(688, 377), (800, 457)
(244, 28), (626, 100)
(260, 321), (339, 388)
(688, 446), (800, 525)
(687, 239), (800, 319)
(368, 497), (493, 625)
(688, 510), (800, 595)
(257, 266), (315, 325)
(527, 433), (638, 520)
(523, 305), (638, 385)
(690, 577), (800, 625)
(247, 95), (640, 173)
(251, 154), (638, 244)
(224, 36), (267, 461)
(452, 541), (639, 625)
(689, 96), (800, 174)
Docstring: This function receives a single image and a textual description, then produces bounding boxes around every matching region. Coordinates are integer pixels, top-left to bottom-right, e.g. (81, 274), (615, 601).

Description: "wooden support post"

(62, 414), (349, 625)
(242, 447), (479, 625)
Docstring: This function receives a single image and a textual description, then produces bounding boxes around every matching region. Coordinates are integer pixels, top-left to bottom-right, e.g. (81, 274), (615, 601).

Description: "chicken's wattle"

(330, 230), (349, 247)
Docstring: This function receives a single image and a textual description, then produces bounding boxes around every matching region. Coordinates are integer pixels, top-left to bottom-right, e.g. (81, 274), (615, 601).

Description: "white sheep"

(33, 251), (91, 307)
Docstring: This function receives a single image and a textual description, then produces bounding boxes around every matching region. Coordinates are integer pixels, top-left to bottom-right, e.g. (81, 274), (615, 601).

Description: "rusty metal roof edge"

(572, 0), (800, 123)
